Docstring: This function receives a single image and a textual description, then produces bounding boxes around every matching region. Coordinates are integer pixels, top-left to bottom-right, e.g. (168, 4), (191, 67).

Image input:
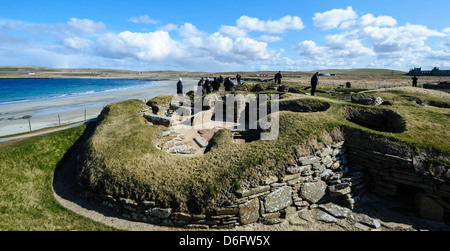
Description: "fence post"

(58, 114), (61, 126)
(28, 118), (32, 132)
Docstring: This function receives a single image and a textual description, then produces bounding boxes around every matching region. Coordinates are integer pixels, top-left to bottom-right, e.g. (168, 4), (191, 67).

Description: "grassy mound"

(78, 89), (450, 214)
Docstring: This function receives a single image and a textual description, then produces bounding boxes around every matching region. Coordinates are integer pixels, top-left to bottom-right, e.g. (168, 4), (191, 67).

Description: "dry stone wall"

(80, 138), (450, 228)
(81, 141), (375, 228)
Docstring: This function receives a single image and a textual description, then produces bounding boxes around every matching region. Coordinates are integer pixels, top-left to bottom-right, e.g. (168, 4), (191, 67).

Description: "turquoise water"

(0, 78), (170, 105)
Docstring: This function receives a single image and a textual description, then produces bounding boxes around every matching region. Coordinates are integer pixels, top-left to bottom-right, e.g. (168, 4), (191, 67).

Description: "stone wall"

(80, 139), (450, 228)
(347, 146), (450, 222)
(81, 141), (373, 229)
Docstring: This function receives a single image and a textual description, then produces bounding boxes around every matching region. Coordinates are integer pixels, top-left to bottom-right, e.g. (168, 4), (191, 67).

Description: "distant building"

(28, 72), (36, 75)
(408, 67), (450, 76)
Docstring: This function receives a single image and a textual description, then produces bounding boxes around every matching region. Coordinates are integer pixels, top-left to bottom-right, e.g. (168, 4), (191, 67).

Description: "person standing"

(236, 73), (242, 85)
(224, 77), (234, 91)
(310, 72), (319, 96)
(204, 77), (212, 94)
(274, 71), (282, 85)
(177, 78), (183, 95)
(412, 76), (418, 87)
(212, 77), (220, 92)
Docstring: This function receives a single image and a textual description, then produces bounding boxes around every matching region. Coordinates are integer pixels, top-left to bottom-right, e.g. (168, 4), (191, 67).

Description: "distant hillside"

(305, 68), (407, 76)
(0, 66), (407, 78)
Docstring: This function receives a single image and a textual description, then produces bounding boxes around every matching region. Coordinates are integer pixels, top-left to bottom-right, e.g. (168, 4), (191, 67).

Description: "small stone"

(299, 181), (327, 204)
(311, 209), (337, 223)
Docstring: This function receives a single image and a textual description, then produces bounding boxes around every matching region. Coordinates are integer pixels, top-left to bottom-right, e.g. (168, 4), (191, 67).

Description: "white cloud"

(219, 25), (247, 38)
(129, 14), (158, 24)
(67, 18), (105, 35)
(236, 15), (304, 33)
(96, 31), (179, 61)
(63, 36), (93, 51)
(313, 6), (358, 30)
(178, 23), (207, 37)
(158, 23), (178, 32)
(258, 35), (282, 43)
(296, 40), (324, 59)
(360, 14), (397, 27)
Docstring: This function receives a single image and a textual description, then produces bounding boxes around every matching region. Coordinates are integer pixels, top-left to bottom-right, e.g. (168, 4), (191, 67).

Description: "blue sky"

(1, 0), (449, 72)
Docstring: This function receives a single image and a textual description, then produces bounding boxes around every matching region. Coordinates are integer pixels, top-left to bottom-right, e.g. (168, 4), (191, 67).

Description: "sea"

(0, 78), (172, 106)
(0, 77), (195, 136)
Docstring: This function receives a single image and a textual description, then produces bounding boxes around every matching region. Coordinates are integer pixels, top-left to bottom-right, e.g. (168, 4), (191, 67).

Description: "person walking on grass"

(310, 72), (319, 96)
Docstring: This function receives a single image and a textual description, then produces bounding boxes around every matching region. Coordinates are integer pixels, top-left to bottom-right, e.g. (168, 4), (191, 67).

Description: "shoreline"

(0, 78), (198, 137)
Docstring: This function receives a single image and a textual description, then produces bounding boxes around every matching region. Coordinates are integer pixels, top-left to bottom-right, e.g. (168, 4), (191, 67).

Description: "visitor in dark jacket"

(224, 77), (234, 91)
(204, 77), (212, 94)
(274, 71), (282, 85)
(177, 78), (183, 95)
(212, 77), (220, 92)
(236, 73), (242, 85)
(310, 72), (319, 96)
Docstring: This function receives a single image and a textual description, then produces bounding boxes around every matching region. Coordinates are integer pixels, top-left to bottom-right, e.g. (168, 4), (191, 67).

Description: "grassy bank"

(79, 87), (450, 214)
(0, 126), (115, 230)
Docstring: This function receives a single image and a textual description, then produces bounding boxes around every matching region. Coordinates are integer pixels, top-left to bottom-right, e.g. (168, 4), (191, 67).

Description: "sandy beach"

(0, 78), (198, 137)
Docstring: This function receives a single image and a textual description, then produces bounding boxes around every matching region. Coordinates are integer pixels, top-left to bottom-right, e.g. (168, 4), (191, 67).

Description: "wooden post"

(28, 118), (32, 132)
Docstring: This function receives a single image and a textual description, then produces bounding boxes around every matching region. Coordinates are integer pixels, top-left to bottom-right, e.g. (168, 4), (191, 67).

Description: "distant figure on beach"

(204, 77), (212, 94)
(346, 82), (352, 88)
(224, 77), (234, 91)
(311, 72), (319, 96)
(412, 76), (418, 87)
(177, 78), (183, 95)
(236, 73), (242, 85)
(212, 77), (220, 92)
(274, 71), (282, 85)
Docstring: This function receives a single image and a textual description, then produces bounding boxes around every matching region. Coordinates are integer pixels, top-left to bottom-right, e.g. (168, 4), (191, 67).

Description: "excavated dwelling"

(76, 93), (450, 230)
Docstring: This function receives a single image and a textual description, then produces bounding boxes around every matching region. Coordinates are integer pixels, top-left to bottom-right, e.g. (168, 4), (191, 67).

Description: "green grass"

(79, 90), (450, 214)
(0, 126), (115, 230)
(2, 86), (447, 228)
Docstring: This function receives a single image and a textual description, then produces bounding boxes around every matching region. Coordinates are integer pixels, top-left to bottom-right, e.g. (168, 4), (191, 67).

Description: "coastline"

(0, 77), (198, 137)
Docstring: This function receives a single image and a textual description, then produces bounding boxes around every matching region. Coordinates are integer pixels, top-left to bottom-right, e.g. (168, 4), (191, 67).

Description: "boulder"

(311, 209), (337, 223)
(350, 94), (383, 106)
(143, 113), (173, 127)
(318, 203), (352, 219)
(299, 181), (327, 204)
(264, 186), (293, 213)
(239, 198), (260, 225)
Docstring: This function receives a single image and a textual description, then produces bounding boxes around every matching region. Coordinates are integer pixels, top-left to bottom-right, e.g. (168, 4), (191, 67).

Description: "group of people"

(177, 71), (323, 96)
(176, 75), (236, 95)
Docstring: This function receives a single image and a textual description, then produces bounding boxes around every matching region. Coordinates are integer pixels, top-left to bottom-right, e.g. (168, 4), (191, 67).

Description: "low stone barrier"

(79, 139), (450, 228)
